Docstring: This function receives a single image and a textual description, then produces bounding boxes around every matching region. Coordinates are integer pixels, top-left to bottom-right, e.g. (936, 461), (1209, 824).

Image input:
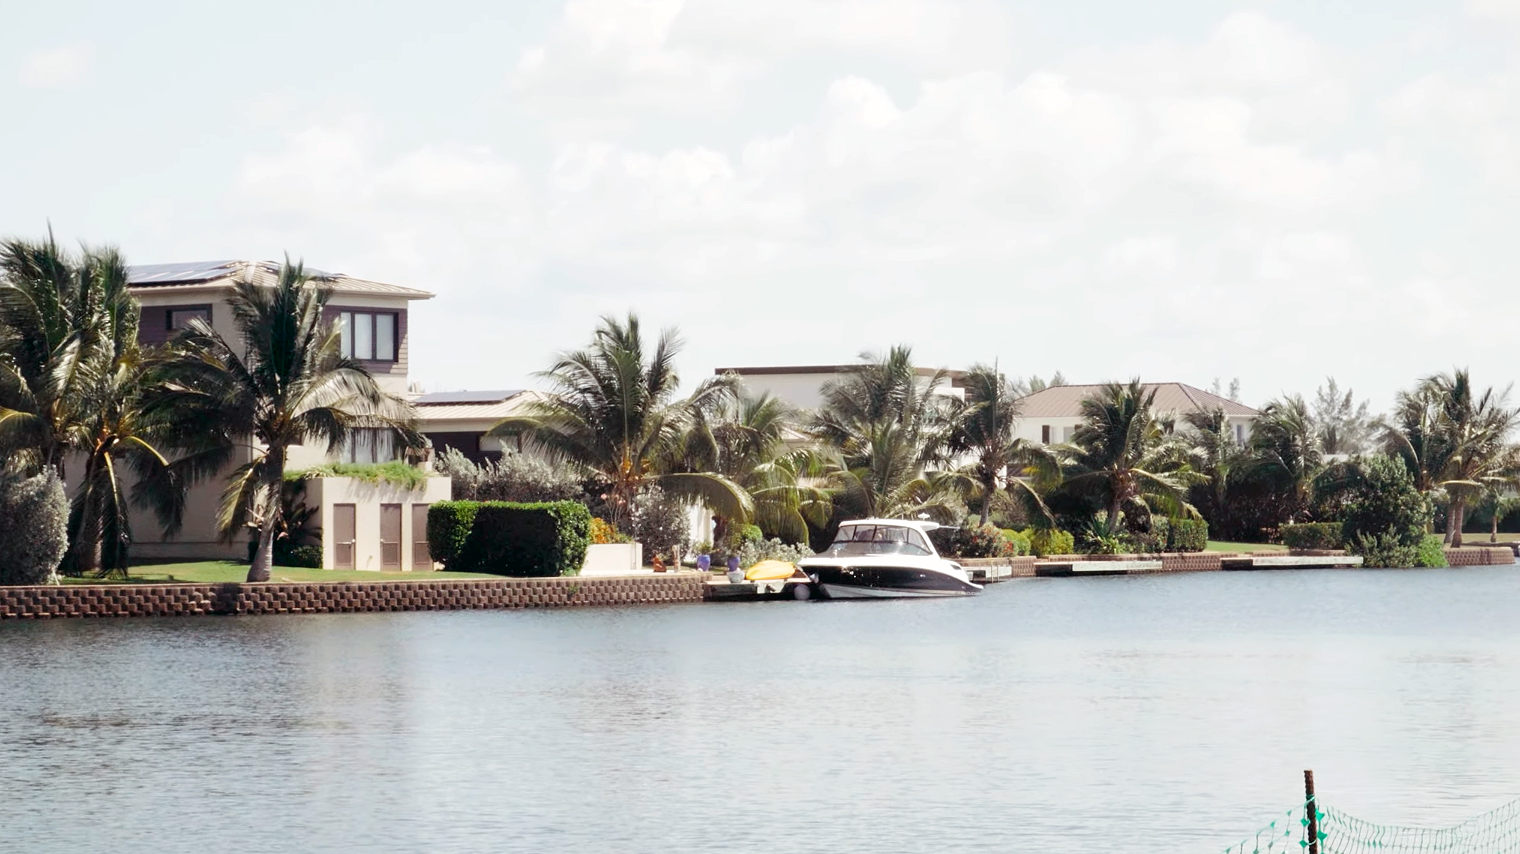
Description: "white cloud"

(18, 45), (90, 89)
(1467, 0), (1520, 20)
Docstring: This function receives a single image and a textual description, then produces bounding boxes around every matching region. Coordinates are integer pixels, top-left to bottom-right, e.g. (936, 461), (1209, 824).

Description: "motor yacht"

(797, 519), (982, 599)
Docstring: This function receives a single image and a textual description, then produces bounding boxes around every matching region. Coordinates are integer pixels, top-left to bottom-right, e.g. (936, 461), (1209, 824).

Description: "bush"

(428, 500), (592, 576)
(1415, 534), (1448, 568)
(426, 501), (480, 571)
(1026, 528), (1075, 557)
(0, 467), (68, 585)
(735, 537), (815, 569)
(1350, 532), (1419, 569)
(1280, 522), (1344, 551)
(1165, 519), (1209, 553)
(589, 517), (629, 545)
(1342, 454), (1430, 567)
(632, 488), (692, 562)
(434, 447), (586, 503)
(290, 461), (428, 490)
(930, 524), (1014, 558)
(1000, 529), (1032, 556)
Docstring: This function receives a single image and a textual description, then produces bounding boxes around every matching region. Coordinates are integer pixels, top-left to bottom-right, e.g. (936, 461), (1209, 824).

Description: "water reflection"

(3, 566), (1520, 853)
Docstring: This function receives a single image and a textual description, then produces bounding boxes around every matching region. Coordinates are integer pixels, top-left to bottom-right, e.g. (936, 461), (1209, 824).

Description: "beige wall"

(306, 476), (452, 571)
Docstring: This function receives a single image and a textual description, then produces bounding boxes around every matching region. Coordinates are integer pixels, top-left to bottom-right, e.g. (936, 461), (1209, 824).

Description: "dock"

(1221, 555), (1364, 570)
(1034, 559), (1164, 577)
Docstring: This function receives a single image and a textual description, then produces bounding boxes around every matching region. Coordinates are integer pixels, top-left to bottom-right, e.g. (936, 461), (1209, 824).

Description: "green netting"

(1221, 798), (1520, 854)
(1221, 803), (1312, 854)
(1318, 799), (1520, 853)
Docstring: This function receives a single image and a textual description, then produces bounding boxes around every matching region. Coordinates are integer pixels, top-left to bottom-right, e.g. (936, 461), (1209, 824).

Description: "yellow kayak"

(745, 560), (797, 581)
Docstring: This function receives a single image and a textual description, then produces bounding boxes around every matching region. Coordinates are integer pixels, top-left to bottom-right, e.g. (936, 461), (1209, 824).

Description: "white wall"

(306, 476), (452, 571)
(733, 372), (964, 413)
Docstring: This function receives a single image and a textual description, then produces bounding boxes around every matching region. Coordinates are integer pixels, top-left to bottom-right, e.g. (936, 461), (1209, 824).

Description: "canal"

(5, 566), (1520, 852)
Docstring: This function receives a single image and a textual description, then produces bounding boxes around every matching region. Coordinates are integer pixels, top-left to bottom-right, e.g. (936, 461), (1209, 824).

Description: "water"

(5, 567), (1520, 853)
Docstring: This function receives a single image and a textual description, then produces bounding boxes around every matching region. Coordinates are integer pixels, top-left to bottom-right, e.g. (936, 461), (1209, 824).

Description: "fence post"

(1305, 769), (1319, 854)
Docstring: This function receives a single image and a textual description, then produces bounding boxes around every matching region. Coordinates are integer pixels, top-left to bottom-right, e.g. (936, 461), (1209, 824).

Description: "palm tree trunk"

(248, 514), (277, 582)
(1106, 492), (1121, 530)
(978, 476), (995, 527)
(1444, 502), (1457, 545)
(1451, 501), (1465, 549)
(1492, 507), (1500, 544)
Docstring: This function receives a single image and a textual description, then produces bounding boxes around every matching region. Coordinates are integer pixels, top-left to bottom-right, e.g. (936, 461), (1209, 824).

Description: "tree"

(944, 364), (1060, 526)
(685, 392), (832, 545)
(0, 465), (68, 585)
(1341, 454), (1431, 567)
(1382, 370), (1519, 547)
(0, 236), (182, 577)
(1064, 379), (1194, 529)
(489, 313), (753, 534)
(1312, 377), (1374, 456)
(147, 260), (417, 582)
(1248, 395), (1324, 525)
(810, 346), (960, 521)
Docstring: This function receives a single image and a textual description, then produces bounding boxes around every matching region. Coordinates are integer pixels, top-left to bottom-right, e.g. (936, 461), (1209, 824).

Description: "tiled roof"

(126, 260), (433, 299)
(1017, 383), (1261, 418)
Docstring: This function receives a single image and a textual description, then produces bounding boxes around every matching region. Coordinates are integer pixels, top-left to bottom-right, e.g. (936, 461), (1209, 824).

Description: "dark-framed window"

(341, 428), (400, 464)
(338, 311), (398, 361)
(167, 305), (211, 331)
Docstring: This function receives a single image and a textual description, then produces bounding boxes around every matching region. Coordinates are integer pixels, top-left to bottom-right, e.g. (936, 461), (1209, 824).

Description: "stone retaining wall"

(1444, 547), (1516, 567)
(0, 574), (707, 620)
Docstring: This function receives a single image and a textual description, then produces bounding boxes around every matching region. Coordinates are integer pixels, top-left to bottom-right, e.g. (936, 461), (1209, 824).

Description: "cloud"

(18, 45), (90, 89)
(1467, 0), (1520, 19)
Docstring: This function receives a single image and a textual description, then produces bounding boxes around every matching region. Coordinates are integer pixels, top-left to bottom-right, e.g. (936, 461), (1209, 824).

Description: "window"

(1061, 426), (1074, 443)
(1041, 425), (1051, 444)
(167, 306), (210, 330)
(341, 428), (399, 464)
(338, 311), (398, 361)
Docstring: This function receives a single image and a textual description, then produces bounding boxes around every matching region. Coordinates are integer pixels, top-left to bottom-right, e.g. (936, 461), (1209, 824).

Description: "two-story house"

(1014, 382), (1260, 447)
(126, 260), (450, 571)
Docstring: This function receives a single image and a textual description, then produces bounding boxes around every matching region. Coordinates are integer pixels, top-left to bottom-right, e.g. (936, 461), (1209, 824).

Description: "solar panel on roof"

(413, 390), (525, 406)
(126, 260), (243, 285)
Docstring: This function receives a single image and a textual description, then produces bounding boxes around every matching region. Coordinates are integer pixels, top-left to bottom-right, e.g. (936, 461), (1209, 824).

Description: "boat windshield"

(826, 524), (935, 557)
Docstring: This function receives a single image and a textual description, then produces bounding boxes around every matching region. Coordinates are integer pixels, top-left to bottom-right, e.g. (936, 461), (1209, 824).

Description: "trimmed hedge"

(427, 500), (592, 577)
(1028, 528), (1075, 557)
(1166, 519), (1208, 553)
(1280, 522), (1344, 551)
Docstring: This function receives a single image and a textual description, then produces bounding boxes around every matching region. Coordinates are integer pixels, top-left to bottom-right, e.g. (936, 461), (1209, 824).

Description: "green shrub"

(1165, 519), (1208, 552)
(1341, 454), (1429, 549)
(930, 524), (1013, 558)
(736, 537), (815, 569)
(1415, 534), (1448, 568)
(426, 501), (480, 571)
(1280, 522), (1344, 551)
(290, 461), (428, 490)
(455, 501), (592, 577)
(0, 467), (68, 585)
(633, 488), (693, 562)
(1350, 532), (1419, 569)
(1000, 529), (1032, 556)
(434, 447), (585, 503)
(1026, 528), (1075, 557)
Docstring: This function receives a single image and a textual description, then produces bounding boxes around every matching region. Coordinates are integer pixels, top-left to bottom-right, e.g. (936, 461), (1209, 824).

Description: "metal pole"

(1305, 769), (1320, 854)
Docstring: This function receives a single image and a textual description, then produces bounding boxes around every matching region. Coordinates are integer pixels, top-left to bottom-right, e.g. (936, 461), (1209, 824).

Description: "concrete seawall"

(0, 574), (707, 620)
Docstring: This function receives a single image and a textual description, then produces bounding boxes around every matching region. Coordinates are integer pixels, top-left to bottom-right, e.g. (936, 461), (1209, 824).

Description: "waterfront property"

(123, 260), (450, 569)
(414, 388), (539, 464)
(1014, 381), (1260, 446)
(715, 363), (968, 411)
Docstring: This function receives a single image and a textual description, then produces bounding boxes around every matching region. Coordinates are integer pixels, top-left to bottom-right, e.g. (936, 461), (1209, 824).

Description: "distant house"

(126, 260), (447, 570)
(413, 389), (540, 463)
(715, 364), (968, 411)
(1015, 382), (1261, 447)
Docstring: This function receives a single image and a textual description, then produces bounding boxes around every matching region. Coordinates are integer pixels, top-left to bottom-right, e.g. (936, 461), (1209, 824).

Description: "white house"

(126, 259), (449, 571)
(715, 364), (968, 411)
(1015, 382), (1260, 447)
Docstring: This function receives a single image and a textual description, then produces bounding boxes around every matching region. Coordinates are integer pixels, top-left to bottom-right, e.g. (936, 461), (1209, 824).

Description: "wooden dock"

(1220, 555), (1363, 570)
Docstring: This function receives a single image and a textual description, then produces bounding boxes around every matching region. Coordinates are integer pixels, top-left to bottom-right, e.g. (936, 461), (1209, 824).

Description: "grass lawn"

(1205, 540), (1287, 553)
(60, 561), (508, 585)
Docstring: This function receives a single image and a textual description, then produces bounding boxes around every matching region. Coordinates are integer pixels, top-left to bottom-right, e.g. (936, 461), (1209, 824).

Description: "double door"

(329, 503), (431, 571)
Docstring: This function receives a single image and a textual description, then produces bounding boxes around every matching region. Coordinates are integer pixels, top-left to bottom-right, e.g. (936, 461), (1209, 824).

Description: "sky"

(4, 0), (1519, 412)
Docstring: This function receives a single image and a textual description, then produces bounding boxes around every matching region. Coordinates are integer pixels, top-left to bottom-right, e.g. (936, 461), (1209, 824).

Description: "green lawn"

(1205, 540), (1287, 553)
(60, 561), (508, 584)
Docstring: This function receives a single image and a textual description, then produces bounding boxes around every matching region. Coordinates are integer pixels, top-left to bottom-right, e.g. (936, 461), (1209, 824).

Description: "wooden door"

(333, 504), (357, 569)
(411, 504), (432, 569)
(380, 504), (402, 571)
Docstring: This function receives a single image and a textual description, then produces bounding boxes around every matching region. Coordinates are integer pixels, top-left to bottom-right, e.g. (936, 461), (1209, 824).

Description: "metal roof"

(413, 391), (542, 424)
(125, 260), (433, 299)
(1017, 383), (1261, 418)
(413, 389), (525, 406)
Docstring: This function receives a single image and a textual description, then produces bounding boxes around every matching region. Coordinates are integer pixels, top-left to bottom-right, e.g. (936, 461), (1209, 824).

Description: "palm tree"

(1248, 395), (1324, 524)
(1065, 379), (1193, 529)
(1383, 370), (1519, 546)
(0, 237), (184, 577)
(0, 234), (109, 474)
(489, 313), (753, 534)
(685, 392), (832, 545)
(944, 364), (1060, 526)
(147, 260), (417, 582)
(809, 346), (960, 521)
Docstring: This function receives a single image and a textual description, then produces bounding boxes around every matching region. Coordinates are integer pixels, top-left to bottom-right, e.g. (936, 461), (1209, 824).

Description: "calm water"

(5, 567), (1520, 853)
